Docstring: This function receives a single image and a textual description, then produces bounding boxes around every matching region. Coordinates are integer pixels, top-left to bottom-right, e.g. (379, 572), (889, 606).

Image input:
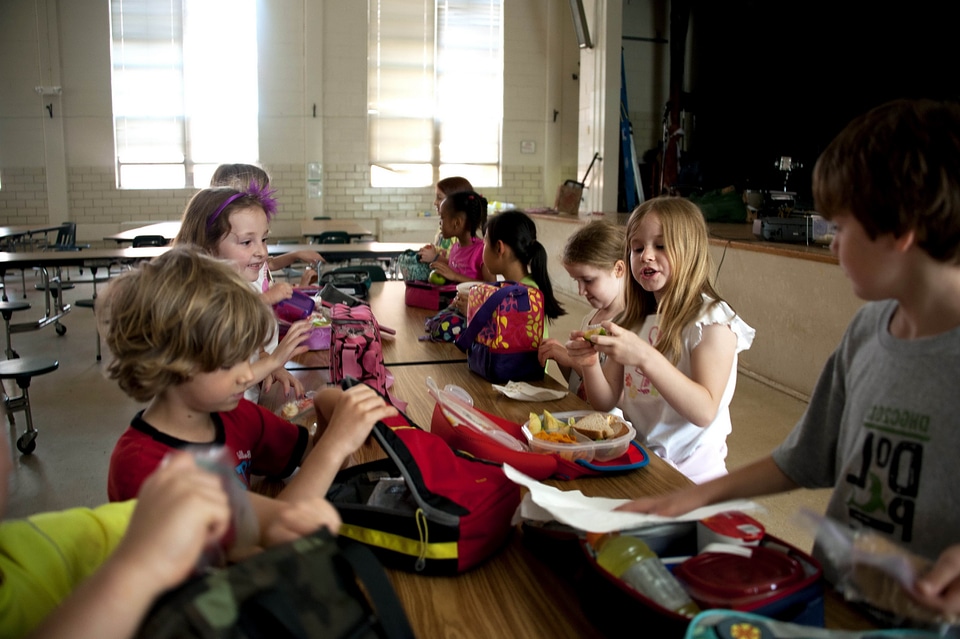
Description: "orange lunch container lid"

(674, 547), (805, 608)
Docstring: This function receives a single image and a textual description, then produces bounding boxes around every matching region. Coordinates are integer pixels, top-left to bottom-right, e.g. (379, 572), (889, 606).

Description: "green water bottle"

(592, 533), (700, 618)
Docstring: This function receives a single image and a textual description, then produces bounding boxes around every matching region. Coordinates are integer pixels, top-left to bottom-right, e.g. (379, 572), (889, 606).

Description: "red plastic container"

(674, 546), (806, 610)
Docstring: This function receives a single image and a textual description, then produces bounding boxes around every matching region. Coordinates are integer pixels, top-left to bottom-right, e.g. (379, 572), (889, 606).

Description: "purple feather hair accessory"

(246, 180), (279, 220)
(206, 181), (279, 228)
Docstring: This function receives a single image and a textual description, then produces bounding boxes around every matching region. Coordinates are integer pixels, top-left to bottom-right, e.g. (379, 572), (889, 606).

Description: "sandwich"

(571, 412), (623, 441)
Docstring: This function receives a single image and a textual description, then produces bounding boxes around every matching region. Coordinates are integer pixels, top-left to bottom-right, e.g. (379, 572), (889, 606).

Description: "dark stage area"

(680, 2), (959, 205)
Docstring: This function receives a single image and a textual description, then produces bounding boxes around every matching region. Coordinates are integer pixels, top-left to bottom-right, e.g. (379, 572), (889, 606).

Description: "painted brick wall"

(0, 168), (49, 224)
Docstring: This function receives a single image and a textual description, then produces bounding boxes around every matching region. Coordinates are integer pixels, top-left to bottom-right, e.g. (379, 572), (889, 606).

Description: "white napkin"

(491, 381), (567, 402)
(503, 464), (762, 534)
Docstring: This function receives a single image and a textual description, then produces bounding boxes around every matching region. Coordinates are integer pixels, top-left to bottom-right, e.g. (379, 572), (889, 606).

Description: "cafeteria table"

(287, 281), (467, 369)
(258, 325), (880, 636)
(103, 221), (182, 244)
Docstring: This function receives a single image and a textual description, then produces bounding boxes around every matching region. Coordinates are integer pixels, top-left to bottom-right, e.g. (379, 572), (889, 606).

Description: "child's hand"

(430, 261), (457, 280)
(272, 318), (313, 363)
(298, 268), (318, 288)
(264, 368), (305, 398)
(615, 489), (704, 518)
(418, 245), (438, 264)
(261, 282), (295, 306)
(585, 321), (650, 368)
(293, 250), (325, 265)
(538, 338), (572, 368)
(451, 293), (468, 314)
(111, 452), (232, 591)
(321, 384), (398, 460)
(261, 497), (341, 547)
(912, 544), (960, 617)
(564, 332), (601, 368)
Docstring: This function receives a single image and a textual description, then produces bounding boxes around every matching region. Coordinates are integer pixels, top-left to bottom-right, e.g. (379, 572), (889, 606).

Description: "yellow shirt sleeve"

(0, 500), (136, 639)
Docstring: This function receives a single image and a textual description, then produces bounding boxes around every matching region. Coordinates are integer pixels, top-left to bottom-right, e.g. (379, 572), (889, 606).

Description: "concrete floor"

(2, 270), (828, 551)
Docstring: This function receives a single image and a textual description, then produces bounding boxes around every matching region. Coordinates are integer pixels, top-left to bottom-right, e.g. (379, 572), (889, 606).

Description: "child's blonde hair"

(621, 196), (723, 365)
(562, 220), (626, 271)
(100, 246), (273, 402)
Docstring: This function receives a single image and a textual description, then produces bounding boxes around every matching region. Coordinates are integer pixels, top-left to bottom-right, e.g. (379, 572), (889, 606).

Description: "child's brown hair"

(99, 246), (273, 402)
(813, 98), (960, 264)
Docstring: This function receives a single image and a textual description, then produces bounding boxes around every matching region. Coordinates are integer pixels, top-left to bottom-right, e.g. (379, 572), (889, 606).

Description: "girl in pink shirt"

(428, 191), (493, 283)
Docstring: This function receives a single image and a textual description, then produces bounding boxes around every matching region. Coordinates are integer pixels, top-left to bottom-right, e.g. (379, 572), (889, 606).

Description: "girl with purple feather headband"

(174, 185), (314, 399)
(209, 163), (325, 295)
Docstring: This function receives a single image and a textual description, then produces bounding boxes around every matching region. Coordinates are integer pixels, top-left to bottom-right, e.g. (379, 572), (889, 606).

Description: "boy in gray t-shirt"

(618, 98), (960, 623)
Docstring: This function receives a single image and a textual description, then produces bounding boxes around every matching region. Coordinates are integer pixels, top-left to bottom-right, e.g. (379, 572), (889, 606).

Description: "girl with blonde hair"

(566, 197), (755, 482)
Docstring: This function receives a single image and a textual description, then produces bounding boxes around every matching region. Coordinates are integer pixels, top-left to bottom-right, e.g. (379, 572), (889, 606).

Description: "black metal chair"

(316, 231), (350, 244)
(38, 222), (89, 291)
(131, 235), (169, 247)
(47, 222), (89, 252)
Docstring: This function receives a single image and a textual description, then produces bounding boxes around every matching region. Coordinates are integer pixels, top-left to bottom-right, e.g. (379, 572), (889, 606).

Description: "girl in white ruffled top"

(565, 197), (755, 483)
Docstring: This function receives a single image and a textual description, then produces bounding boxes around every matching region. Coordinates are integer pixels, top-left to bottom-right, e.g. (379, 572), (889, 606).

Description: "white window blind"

(368, 0), (503, 188)
(110, 0), (258, 189)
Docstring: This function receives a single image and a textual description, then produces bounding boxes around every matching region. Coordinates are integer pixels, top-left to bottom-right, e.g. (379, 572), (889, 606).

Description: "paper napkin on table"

(491, 381), (567, 402)
(503, 464), (762, 534)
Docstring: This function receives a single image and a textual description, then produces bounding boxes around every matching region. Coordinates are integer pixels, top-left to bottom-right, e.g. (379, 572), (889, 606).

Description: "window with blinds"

(368, 0), (503, 188)
(109, 0), (258, 189)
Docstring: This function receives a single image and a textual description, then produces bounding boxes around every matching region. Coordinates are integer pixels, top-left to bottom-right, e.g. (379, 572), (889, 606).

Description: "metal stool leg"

(12, 379), (38, 454)
(0, 357), (59, 455)
(74, 265), (102, 361)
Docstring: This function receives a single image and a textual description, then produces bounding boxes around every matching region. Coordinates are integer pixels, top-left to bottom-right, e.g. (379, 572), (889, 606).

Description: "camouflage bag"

(135, 528), (414, 639)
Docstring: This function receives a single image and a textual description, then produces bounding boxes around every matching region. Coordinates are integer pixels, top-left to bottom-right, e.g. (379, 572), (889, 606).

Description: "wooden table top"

(258, 362), (701, 638)
(103, 221), (182, 243)
(288, 281), (467, 369)
(269, 242), (420, 262)
(0, 246), (168, 270)
(0, 223), (63, 241)
(256, 308), (880, 636)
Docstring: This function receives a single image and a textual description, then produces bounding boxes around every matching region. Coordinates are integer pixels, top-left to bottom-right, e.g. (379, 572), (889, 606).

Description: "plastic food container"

(673, 546), (805, 610)
(304, 325), (331, 350)
(521, 411), (636, 463)
(697, 511), (765, 550)
(274, 290), (315, 323)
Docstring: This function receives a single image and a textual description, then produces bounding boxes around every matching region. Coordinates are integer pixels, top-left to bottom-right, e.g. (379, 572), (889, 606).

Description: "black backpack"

(135, 528), (414, 639)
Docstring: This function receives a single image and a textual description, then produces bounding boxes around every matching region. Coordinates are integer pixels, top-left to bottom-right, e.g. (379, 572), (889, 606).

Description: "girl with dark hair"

(482, 210), (566, 323)
(419, 176), (475, 264)
(428, 190), (492, 283)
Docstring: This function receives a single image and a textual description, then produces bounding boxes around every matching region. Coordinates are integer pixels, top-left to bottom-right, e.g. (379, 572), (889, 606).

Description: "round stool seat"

(0, 301), (30, 319)
(0, 357), (59, 381)
(75, 298), (95, 309)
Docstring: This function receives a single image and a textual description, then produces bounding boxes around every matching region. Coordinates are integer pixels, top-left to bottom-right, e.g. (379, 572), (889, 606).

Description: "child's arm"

(261, 367), (306, 398)
(913, 545), (960, 617)
(617, 455), (798, 516)
(278, 385), (398, 503)
(268, 250), (325, 272)
(429, 260), (471, 283)
(246, 492), (341, 546)
(566, 330), (624, 411)
(591, 321), (737, 427)
(538, 338), (574, 380)
(28, 453), (232, 639)
(250, 318), (313, 394)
